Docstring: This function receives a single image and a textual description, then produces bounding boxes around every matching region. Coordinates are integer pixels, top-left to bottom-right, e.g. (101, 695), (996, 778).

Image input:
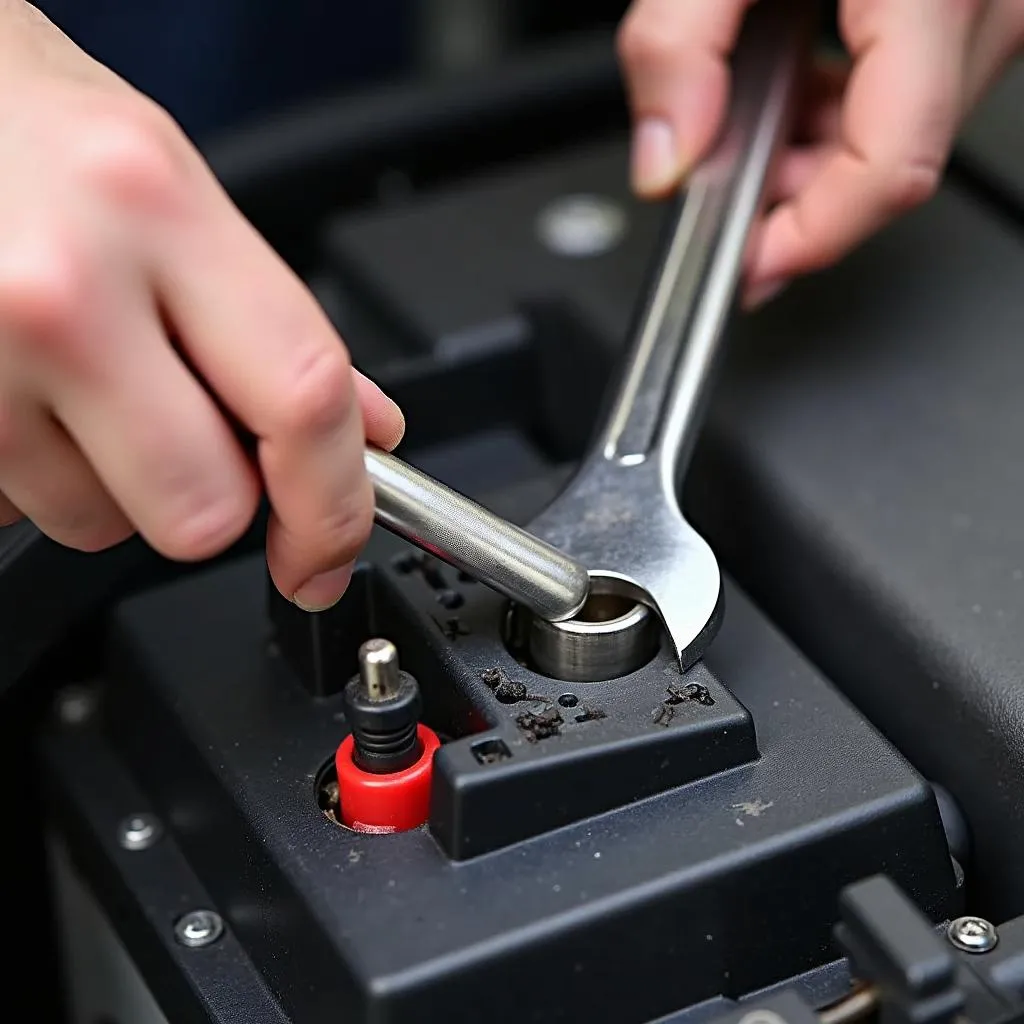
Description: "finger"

(0, 396), (133, 550)
(354, 369), (405, 452)
(0, 492), (21, 527)
(44, 292), (261, 561)
(154, 181), (383, 608)
(794, 58), (849, 145)
(750, 0), (980, 285)
(964, 0), (1024, 110)
(766, 143), (834, 206)
(617, 0), (753, 196)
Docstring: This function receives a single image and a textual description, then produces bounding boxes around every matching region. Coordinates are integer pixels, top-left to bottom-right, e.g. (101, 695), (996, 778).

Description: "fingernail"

(292, 563), (354, 612)
(631, 118), (680, 196)
(744, 277), (789, 311)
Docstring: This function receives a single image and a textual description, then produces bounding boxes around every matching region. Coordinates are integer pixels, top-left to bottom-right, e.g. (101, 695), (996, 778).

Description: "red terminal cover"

(335, 723), (440, 833)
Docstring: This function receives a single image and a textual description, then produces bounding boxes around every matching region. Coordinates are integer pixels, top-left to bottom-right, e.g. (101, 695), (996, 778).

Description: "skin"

(619, 0), (1024, 308)
(2, 1), (1022, 615)
(0, 1), (404, 612)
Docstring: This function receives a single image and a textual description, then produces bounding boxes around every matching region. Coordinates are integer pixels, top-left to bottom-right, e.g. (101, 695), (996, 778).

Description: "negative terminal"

(342, 639), (423, 773)
(506, 574), (662, 683)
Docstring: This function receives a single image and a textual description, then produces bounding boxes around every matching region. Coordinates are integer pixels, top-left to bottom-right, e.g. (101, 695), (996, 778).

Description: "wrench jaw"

(527, 478), (725, 677)
(579, 520), (724, 676)
(641, 527), (725, 674)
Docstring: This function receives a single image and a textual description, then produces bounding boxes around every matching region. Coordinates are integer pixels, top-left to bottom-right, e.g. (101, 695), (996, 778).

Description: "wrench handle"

(597, 0), (813, 476)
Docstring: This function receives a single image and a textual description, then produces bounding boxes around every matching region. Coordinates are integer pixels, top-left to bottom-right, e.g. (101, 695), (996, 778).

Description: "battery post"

(335, 638), (440, 833)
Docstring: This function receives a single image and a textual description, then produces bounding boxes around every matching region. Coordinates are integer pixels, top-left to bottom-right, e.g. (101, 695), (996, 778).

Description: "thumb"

(618, 0), (753, 197)
(353, 370), (405, 452)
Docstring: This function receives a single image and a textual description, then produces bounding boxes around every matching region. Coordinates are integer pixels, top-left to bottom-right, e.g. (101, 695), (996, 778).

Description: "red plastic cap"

(335, 723), (440, 833)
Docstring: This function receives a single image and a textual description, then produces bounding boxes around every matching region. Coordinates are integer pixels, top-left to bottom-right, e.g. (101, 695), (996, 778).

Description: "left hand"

(617, 0), (1024, 308)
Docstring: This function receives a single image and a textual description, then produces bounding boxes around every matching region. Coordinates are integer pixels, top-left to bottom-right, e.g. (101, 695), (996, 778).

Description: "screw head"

(55, 685), (97, 726)
(948, 915), (998, 953)
(174, 910), (224, 949)
(536, 194), (627, 258)
(738, 1012), (787, 1024)
(117, 813), (162, 851)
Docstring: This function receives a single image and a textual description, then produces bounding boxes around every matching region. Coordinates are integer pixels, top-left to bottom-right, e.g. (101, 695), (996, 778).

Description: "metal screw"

(947, 915), (998, 953)
(738, 1011), (787, 1024)
(536, 194), (627, 258)
(55, 684), (97, 726)
(117, 813), (163, 851)
(174, 910), (224, 949)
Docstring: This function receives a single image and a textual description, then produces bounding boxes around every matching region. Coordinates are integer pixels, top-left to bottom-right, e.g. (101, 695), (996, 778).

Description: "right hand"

(0, 3), (404, 612)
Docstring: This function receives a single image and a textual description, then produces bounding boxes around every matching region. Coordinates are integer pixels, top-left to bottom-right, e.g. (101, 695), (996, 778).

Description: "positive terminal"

(359, 638), (400, 702)
(342, 638), (423, 774)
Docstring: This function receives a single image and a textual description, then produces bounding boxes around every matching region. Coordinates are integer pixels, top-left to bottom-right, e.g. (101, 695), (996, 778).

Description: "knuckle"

(617, 9), (682, 69)
(272, 344), (354, 438)
(74, 100), (193, 214)
(159, 491), (258, 561)
(0, 234), (91, 342)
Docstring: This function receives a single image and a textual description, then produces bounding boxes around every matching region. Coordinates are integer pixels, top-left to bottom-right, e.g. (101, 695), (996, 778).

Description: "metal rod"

(366, 448), (590, 622)
(595, 0), (811, 483)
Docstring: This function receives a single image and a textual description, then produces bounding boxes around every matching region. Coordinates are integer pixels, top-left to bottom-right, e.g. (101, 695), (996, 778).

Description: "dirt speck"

(481, 666), (535, 704)
(574, 706), (607, 724)
(515, 705), (564, 742)
(434, 616), (470, 641)
(652, 681), (715, 726)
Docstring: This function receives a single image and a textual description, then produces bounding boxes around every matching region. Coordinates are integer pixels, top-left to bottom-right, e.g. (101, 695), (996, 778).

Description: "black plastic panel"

(79, 458), (956, 1022)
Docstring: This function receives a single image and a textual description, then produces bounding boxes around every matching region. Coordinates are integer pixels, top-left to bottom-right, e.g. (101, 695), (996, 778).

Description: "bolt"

(359, 638), (400, 702)
(55, 684), (97, 726)
(738, 1012), (787, 1024)
(117, 813), (163, 851)
(947, 915), (998, 953)
(174, 910), (224, 949)
(536, 194), (627, 258)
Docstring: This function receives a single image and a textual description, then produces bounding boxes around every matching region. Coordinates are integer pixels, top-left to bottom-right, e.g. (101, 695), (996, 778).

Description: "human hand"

(0, 2), (403, 611)
(618, 0), (1024, 307)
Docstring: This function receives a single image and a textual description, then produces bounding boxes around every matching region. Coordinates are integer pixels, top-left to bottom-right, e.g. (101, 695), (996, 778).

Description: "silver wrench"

(527, 0), (812, 672)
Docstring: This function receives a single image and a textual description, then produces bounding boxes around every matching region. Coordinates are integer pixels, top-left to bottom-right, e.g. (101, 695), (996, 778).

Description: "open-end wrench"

(526, 0), (813, 672)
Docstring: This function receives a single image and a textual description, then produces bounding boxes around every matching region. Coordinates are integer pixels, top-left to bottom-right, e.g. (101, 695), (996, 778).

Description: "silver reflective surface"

(528, 0), (811, 672)
(523, 574), (662, 682)
(367, 447), (590, 622)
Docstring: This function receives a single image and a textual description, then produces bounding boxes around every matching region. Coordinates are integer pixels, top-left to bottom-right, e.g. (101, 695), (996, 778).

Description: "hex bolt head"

(55, 685), (98, 726)
(174, 910), (225, 949)
(117, 813), (162, 851)
(947, 915), (998, 953)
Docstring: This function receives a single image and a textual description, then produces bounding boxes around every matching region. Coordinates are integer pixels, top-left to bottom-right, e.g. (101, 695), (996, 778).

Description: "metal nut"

(174, 910), (224, 949)
(947, 915), (998, 953)
(117, 813), (162, 851)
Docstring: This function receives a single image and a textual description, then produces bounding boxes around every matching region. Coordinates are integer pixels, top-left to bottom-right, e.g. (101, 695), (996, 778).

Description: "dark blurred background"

(35, 0), (842, 142)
